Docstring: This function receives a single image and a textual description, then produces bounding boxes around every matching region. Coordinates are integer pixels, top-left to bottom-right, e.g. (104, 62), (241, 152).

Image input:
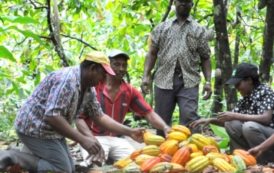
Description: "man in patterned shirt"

(77, 50), (170, 166)
(191, 63), (274, 164)
(141, 0), (212, 135)
(0, 51), (144, 172)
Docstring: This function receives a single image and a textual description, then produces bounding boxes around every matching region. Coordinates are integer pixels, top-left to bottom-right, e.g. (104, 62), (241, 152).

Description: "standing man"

(0, 51), (144, 172)
(77, 50), (170, 165)
(141, 0), (212, 135)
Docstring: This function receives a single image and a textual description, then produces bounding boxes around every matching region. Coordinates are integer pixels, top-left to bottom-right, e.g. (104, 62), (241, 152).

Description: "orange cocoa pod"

(171, 146), (191, 166)
(233, 149), (256, 166)
(130, 149), (142, 160)
(140, 157), (161, 172)
(160, 140), (179, 156)
(159, 153), (172, 162)
(202, 145), (219, 155)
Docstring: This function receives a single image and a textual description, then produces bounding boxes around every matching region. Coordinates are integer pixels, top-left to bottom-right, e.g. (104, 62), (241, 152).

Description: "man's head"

(226, 63), (260, 96)
(108, 50), (129, 79)
(81, 51), (115, 86)
(174, 0), (193, 18)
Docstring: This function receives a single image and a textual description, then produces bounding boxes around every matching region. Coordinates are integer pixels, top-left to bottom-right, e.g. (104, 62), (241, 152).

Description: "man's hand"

(248, 146), (262, 158)
(189, 118), (211, 128)
(141, 75), (152, 95)
(202, 83), (212, 100)
(163, 126), (171, 137)
(217, 112), (237, 121)
(80, 136), (104, 155)
(80, 136), (105, 164)
(87, 149), (105, 165)
(129, 128), (145, 143)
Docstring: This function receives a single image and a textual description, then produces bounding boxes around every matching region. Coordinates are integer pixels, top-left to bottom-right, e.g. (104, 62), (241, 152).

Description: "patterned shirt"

(233, 84), (274, 127)
(151, 16), (211, 89)
(15, 66), (103, 139)
(80, 81), (152, 136)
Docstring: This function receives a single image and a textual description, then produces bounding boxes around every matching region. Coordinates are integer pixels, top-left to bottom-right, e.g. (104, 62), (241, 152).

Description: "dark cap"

(226, 63), (259, 85)
(108, 50), (130, 60)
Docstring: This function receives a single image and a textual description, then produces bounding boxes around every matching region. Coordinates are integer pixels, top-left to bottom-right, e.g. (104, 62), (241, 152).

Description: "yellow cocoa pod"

(167, 131), (187, 142)
(149, 162), (173, 173)
(143, 131), (165, 146)
(212, 158), (236, 172)
(190, 133), (212, 149)
(113, 157), (133, 169)
(135, 154), (155, 165)
(185, 155), (209, 173)
(190, 151), (204, 159)
(171, 124), (191, 136)
(142, 145), (160, 156)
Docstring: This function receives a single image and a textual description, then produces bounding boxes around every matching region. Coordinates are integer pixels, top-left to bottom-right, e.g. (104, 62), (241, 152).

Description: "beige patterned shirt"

(151, 16), (211, 89)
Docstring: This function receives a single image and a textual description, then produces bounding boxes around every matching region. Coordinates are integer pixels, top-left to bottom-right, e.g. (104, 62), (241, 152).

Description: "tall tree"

(212, 0), (237, 111)
(259, 0), (274, 83)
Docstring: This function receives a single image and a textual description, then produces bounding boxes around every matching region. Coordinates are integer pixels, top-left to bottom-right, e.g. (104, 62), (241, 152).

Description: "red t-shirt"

(82, 81), (152, 136)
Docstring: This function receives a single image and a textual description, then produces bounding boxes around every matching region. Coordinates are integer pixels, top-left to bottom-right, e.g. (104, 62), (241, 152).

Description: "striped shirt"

(81, 81), (152, 136)
(151, 16), (211, 89)
(15, 66), (103, 139)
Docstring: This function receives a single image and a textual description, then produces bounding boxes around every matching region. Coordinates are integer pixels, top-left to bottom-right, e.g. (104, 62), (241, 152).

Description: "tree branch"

(149, 18), (155, 29)
(198, 13), (213, 23)
(78, 46), (86, 60)
(258, 0), (267, 9)
(46, 0), (69, 67)
(61, 34), (98, 50)
(193, 0), (201, 17)
(161, 0), (174, 22)
(28, 0), (47, 9)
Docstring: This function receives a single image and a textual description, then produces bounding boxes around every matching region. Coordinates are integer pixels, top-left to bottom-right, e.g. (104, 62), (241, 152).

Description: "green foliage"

(0, 0), (273, 143)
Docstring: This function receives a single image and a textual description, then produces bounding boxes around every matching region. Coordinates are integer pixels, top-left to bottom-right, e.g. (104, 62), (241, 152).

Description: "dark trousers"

(154, 72), (200, 136)
(18, 132), (75, 173)
(225, 120), (274, 164)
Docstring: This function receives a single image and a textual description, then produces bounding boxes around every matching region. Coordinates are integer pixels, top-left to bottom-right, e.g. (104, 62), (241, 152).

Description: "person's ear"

(88, 64), (97, 73)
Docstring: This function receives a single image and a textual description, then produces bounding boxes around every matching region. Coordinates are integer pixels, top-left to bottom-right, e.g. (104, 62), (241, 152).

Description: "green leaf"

(13, 16), (38, 24)
(0, 46), (16, 62)
(210, 124), (230, 149)
(1, 16), (38, 24)
(16, 29), (42, 43)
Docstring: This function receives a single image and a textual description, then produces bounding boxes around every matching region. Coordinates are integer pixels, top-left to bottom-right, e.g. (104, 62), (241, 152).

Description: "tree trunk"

(213, 0), (237, 111)
(259, 0), (274, 83)
(233, 9), (241, 68)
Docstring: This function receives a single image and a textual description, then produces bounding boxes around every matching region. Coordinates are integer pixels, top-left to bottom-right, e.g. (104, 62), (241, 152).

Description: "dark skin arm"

(201, 57), (212, 100)
(141, 43), (158, 94)
(144, 111), (171, 136)
(76, 118), (105, 163)
(248, 134), (274, 157)
(92, 113), (144, 143)
(190, 117), (225, 128)
(190, 110), (273, 128)
(217, 110), (273, 125)
(45, 116), (102, 155)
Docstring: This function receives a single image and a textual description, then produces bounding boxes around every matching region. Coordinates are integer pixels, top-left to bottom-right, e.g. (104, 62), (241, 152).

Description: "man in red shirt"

(76, 50), (170, 165)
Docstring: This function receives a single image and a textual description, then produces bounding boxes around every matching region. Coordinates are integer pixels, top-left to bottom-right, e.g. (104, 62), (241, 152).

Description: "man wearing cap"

(0, 51), (145, 172)
(191, 62), (274, 164)
(141, 0), (213, 135)
(77, 50), (170, 164)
